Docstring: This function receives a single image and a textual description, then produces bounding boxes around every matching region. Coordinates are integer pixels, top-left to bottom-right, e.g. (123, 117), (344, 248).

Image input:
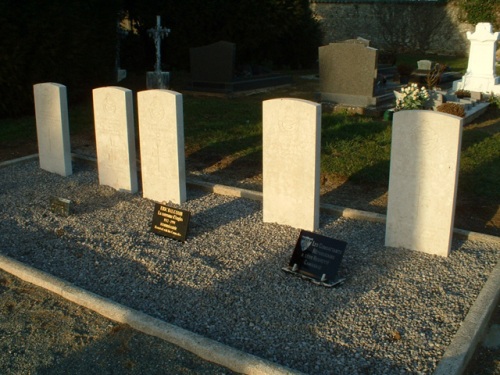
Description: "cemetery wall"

(310, 2), (474, 55)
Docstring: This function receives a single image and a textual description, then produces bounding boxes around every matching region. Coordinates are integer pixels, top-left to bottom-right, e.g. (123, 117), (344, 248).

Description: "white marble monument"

(33, 82), (72, 176)
(385, 110), (463, 257)
(92, 87), (138, 193)
(263, 98), (321, 231)
(137, 89), (186, 204)
(454, 23), (500, 94)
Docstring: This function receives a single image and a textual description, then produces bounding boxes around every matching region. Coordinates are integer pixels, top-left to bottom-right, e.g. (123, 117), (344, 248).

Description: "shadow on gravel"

(1, 162), (496, 374)
(34, 324), (237, 375)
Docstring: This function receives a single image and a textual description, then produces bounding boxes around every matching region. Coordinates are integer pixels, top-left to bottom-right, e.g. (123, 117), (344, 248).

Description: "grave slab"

(92, 86), (138, 193)
(385, 110), (463, 257)
(319, 41), (378, 106)
(263, 98), (321, 231)
(188, 41), (292, 94)
(137, 89), (186, 204)
(33, 83), (72, 176)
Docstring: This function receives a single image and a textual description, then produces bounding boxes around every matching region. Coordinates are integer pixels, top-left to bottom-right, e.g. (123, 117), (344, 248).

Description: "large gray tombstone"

(319, 41), (378, 106)
(263, 98), (321, 231)
(92, 87), (138, 193)
(33, 83), (72, 176)
(190, 41), (236, 84)
(137, 89), (186, 204)
(385, 111), (463, 257)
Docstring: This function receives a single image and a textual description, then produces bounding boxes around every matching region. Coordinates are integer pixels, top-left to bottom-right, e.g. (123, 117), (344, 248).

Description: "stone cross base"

(453, 74), (500, 94)
(146, 71), (170, 89)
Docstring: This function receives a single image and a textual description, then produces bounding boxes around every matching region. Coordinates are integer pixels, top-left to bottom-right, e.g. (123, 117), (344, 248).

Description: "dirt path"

(0, 269), (236, 374)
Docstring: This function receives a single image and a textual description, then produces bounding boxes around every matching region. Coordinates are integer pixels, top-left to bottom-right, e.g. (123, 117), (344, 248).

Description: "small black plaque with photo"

(282, 230), (347, 287)
(151, 203), (190, 242)
(50, 197), (72, 217)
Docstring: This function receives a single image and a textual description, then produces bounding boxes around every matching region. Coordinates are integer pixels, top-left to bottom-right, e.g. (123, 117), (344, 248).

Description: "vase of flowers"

(395, 83), (429, 111)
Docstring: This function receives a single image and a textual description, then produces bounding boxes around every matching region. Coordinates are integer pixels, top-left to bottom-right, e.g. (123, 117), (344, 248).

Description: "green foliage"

(395, 84), (430, 111)
(456, 0), (500, 28)
(123, 0), (322, 71)
(0, 101), (94, 143)
(0, 0), (122, 117)
(321, 113), (392, 184)
(396, 53), (468, 73)
(460, 130), (500, 198)
(488, 93), (500, 108)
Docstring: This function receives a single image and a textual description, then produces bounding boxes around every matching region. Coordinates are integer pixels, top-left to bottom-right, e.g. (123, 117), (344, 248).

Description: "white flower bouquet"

(395, 83), (429, 111)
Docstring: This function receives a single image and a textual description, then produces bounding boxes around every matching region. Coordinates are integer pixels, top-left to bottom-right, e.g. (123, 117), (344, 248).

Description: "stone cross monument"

(146, 15), (171, 89)
(454, 23), (500, 94)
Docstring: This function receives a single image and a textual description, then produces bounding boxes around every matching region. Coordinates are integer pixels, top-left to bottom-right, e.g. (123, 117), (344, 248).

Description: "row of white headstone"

(33, 83), (463, 257)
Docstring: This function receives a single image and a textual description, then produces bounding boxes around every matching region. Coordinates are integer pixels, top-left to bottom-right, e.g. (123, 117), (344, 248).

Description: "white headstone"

(417, 60), (433, 71)
(33, 83), (72, 176)
(263, 98), (321, 231)
(92, 86), (138, 193)
(454, 23), (500, 93)
(385, 110), (463, 257)
(137, 89), (186, 204)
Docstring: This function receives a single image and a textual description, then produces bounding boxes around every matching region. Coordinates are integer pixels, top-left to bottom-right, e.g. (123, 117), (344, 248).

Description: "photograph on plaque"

(50, 197), (72, 217)
(151, 203), (190, 242)
(283, 230), (347, 287)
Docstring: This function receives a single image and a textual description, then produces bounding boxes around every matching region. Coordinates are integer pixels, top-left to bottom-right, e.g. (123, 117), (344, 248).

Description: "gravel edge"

(434, 259), (500, 375)
(1, 154), (499, 375)
(0, 253), (301, 375)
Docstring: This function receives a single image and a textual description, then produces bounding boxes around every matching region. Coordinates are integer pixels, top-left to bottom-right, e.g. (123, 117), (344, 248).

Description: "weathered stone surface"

(319, 41), (378, 106)
(92, 86), (138, 193)
(33, 83), (72, 176)
(454, 23), (500, 94)
(386, 110), (463, 257)
(262, 98), (321, 231)
(137, 89), (186, 204)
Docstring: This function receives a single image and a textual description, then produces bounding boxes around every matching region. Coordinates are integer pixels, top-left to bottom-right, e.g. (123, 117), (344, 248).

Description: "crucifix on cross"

(148, 15), (171, 73)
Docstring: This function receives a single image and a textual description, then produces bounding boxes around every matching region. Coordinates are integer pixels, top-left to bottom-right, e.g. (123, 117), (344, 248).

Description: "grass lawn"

(1, 68), (499, 203)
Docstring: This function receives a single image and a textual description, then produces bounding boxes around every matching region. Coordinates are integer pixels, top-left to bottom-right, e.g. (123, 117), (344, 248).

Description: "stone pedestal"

(454, 23), (500, 93)
(146, 71), (170, 89)
(117, 69), (127, 82)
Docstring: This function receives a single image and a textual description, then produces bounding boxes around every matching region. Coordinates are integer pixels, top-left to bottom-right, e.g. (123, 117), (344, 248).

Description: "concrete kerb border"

(0, 254), (301, 375)
(433, 259), (500, 375)
(1, 153), (500, 375)
(0, 154), (38, 169)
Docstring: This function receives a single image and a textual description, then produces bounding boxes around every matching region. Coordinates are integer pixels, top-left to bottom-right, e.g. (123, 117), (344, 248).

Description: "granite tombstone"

(319, 40), (379, 106)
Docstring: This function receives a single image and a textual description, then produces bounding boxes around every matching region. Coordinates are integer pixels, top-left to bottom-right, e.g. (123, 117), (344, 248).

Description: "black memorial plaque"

(50, 197), (72, 217)
(283, 230), (347, 287)
(151, 203), (190, 242)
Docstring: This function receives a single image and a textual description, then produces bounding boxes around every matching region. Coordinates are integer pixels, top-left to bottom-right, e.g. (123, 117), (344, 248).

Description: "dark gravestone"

(151, 203), (190, 242)
(50, 197), (72, 217)
(319, 41), (379, 106)
(188, 40), (292, 94)
(283, 230), (347, 287)
(190, 41), (236, 83)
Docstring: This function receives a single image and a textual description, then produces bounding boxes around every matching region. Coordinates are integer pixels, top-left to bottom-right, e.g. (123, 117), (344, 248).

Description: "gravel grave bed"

(1, 160), (498, 375)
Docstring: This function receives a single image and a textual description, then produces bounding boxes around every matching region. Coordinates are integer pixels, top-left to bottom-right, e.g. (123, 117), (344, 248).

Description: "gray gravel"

(1, 159), (498, 375)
